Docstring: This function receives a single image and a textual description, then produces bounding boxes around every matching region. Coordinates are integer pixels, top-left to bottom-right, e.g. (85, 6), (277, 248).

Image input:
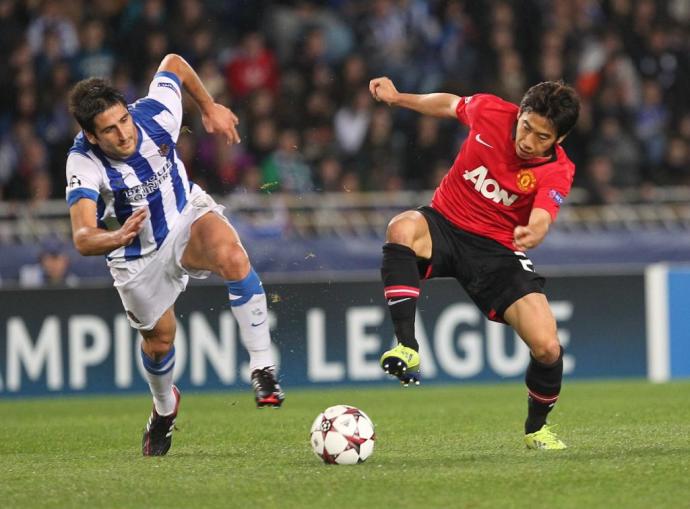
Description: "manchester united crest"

(516, 169), (536, 192)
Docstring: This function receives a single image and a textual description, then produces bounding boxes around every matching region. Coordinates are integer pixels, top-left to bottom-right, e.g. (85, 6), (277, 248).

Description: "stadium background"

(0, 0), (689, 390)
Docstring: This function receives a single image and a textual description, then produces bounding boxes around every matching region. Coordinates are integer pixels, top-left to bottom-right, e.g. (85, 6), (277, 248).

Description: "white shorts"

(109, 189), (229, 330)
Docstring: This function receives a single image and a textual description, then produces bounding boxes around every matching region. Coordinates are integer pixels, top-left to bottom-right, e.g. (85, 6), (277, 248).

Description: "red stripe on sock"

(384, 285), (420, 298)
(528, 389), (559, 404)
(384, 285), (420, 292)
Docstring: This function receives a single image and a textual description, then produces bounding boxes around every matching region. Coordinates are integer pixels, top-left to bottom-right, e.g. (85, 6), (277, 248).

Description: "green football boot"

(524, 424), (567, 450)
(380, 344), (421, 386)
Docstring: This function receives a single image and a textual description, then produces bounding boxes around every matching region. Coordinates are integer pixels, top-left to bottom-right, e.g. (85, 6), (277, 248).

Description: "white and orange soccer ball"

(309, 405), (376, 465)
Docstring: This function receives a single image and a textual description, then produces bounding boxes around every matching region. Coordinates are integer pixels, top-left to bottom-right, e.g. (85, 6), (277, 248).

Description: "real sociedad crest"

(158, 143), (170, 157)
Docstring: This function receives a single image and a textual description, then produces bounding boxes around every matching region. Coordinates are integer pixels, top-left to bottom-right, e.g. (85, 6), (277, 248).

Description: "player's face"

(514, 111), (562, 159)
(86, 103), (137, 159)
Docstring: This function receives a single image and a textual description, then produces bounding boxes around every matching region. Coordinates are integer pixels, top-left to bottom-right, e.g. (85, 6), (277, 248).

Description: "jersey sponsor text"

(463, 166), (518, 206)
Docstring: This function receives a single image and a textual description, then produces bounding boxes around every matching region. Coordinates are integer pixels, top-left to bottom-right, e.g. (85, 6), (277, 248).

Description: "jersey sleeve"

(533, 161), (575, 222)
(455, 94), (493, 127)
(144, 71), (183, 138)
(65, 152), (102, 207)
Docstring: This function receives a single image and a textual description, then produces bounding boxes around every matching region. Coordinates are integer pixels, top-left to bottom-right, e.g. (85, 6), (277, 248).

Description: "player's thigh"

(503, 292), (560, 362)
(181, 211), (247, 272)
(385, 210), (432, 259)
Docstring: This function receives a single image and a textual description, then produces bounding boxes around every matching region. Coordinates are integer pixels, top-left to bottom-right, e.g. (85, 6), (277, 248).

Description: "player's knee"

(530, 339), (561, 364)
(143, 336), (174, 359)
(386, 216), (417, 247)
(217, 243), (250, 279)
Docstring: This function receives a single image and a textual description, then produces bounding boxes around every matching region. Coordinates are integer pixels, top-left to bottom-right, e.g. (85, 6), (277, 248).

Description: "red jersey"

(431, 94), (575, 249)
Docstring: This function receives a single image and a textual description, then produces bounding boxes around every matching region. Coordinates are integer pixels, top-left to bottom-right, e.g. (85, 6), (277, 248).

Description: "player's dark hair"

(519, 81), (580, 138)
(68, 78), (127, 134)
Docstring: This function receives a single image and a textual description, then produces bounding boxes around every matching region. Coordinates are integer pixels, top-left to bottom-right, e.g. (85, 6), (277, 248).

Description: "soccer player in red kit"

(369, 77), (580, 450)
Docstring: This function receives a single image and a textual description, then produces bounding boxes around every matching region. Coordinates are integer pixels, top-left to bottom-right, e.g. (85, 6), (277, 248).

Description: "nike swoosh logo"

(388, 298), (411, 306)
(251, 318), (267, 327)
(475, 133), (493, 148)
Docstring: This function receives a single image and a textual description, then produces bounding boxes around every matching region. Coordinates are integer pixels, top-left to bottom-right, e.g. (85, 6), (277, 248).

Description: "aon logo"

(463, 166), (518, 206)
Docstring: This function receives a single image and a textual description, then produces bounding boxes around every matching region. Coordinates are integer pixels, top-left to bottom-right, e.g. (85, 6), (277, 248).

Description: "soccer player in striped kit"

(66, 54), (284, 456)
(370, 76), (580, 450)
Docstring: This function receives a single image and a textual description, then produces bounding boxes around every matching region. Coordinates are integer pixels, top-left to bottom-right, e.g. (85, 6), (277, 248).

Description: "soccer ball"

(309, 405), (376, 465)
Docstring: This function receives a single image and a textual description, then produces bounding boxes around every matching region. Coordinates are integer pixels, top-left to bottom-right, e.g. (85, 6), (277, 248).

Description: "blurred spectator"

(111, 63), (139, 104)
(340, 171), (361, 193)
(302, 89), (335, 162)
(26, 0), (79, 59)
(248, 118), (278, 166)
(316, 155), (344, 192)
(635, 80), (669, 177)
(74, 18), (114, 80)
(588, 116), (642, 189)
(261, 129), (313, 193)
(215, 141), (255, 194)
(660, 137), (690, 185)
(122, 0), (166, 81)
(197, 57), (228, 102)
(19, 238), (79, 288)
(404, 116), (452, 190)
(492, 49), (527, 104)
(0, 0), (25, 61)
(358, 106), (400, 190)
(335, 54), (369, 104)
(34, 26), (66, 81)
(266, 1), (354, 65)
(234, 164), (263, 195)
(0, 120), (46, 200)
(584, 155), (620, 204)
(436, 0), (479, 87)
(293, 27), (330, 80)
(170, 0), (215, 65)
(334, 88), (372, 158)
(225, 32), (279, 100)
(363, 0), (410, 86)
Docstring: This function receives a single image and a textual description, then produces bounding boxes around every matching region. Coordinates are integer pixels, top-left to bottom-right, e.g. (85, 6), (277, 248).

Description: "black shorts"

(417, 206), (545, 323)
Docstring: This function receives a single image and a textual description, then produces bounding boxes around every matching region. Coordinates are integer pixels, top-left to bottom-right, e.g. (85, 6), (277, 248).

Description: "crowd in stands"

(0, 0), (689, 207)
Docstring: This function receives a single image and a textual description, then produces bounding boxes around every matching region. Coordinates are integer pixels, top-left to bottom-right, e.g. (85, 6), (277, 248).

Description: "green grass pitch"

(2, 380), (689, 509)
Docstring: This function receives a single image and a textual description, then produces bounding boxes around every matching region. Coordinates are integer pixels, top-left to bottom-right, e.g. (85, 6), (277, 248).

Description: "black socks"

(525, 346), (564, 434)
(381, 243), (420, 351)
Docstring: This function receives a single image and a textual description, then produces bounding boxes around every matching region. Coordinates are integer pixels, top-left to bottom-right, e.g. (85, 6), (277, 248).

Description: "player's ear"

(84, 130), (98, 144)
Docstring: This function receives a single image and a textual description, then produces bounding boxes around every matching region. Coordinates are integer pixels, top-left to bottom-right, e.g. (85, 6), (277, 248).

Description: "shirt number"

(514, 251), (535, 272)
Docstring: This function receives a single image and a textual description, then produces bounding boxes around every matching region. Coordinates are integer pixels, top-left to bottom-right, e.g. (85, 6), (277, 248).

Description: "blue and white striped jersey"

(65, 71), (193, 262)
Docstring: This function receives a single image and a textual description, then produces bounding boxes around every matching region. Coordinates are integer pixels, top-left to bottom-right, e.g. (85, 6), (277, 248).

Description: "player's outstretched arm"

(369, 76), (460, 119)
(513, 208), (552, 251)
(157, 53), (240, 144)
(70, 199), (148, 256)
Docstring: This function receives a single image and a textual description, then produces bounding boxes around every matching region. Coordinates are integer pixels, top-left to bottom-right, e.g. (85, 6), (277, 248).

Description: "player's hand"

(513, 225), (541, 251)
(369, 77), (399, 105)
(117, 207), (148, 247)
(201, 103), (241, 144)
